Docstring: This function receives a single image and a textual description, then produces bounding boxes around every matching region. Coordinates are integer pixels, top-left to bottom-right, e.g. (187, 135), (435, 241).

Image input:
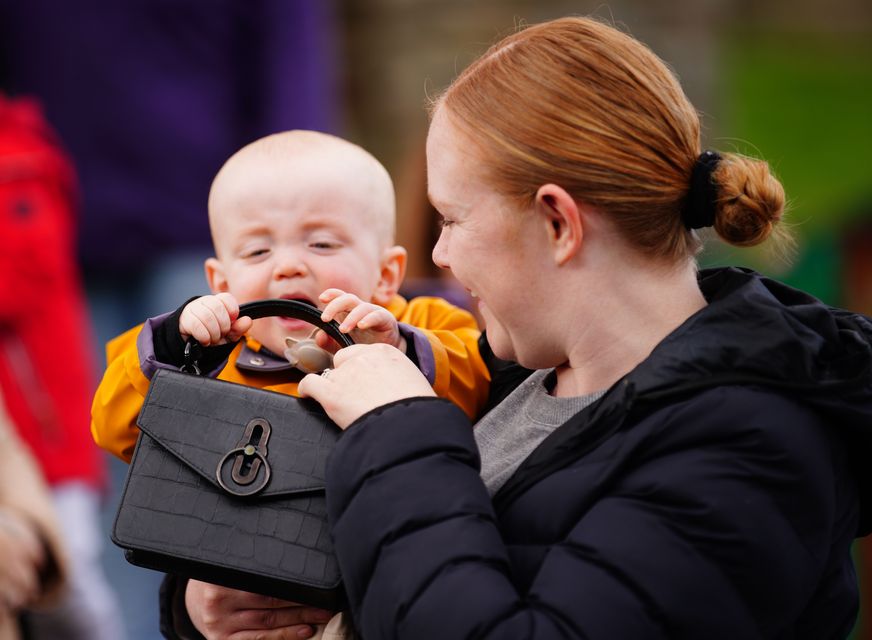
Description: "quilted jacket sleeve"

(326, 389), (855, 639)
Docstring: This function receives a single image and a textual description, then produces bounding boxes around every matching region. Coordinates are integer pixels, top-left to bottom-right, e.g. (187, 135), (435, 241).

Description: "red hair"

(437, 17), (788, 260)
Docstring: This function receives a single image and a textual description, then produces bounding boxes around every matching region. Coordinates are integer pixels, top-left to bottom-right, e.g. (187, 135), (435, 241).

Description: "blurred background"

(1, 0), (870, 638)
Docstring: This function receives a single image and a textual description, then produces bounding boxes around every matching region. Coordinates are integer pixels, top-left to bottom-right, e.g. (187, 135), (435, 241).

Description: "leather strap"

(183, 299), (353, 374)
(238, 299), (353, 348)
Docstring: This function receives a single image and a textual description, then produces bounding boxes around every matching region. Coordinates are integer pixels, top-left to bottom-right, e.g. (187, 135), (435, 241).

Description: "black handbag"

(111, 299), (352, 610)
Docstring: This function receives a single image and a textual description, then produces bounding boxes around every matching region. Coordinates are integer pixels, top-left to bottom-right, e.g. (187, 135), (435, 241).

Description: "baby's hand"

(179, 293), (252, 346)
(319, 289), (406, 352)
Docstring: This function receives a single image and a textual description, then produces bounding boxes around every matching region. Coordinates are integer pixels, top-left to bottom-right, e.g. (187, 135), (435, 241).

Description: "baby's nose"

(273, 249), (308, 278)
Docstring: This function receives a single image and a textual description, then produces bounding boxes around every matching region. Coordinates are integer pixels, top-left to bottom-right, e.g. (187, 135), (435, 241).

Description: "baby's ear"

(205, 257), (229, 293)
(372, 246), (407, 306)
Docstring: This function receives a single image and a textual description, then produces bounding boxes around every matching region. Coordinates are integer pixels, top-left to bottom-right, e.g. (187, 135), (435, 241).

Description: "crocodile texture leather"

(112, 368), (346, 609)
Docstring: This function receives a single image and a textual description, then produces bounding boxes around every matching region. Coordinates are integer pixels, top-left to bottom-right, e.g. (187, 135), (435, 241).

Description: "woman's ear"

(204, 257), (229, 293)
(371, 246), (408, 306)
(535, 184), (583, 265)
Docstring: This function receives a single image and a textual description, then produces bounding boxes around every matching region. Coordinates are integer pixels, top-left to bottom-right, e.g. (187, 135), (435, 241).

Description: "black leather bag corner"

(111, 299), (351, 610)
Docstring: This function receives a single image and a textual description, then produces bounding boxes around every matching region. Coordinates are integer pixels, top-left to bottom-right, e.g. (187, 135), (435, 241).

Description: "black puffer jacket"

(326, 267), (872, 639)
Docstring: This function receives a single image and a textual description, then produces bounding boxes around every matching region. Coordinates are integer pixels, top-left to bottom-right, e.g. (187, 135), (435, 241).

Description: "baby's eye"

(242, 247), (270, 259)
(309, 240), (342, 250)
(438, 218), (454, 228)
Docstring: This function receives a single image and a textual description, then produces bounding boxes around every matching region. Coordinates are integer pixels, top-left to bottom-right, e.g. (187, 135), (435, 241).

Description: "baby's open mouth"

(278, 295), (318, 315)
(274, 296), (321, 333)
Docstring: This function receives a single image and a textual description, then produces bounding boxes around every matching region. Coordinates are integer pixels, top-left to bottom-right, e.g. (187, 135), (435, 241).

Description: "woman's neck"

(552, 261), (706, 398)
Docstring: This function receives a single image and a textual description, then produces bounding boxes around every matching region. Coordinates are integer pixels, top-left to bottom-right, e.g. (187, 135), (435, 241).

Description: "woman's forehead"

(426, 113), (483, 205)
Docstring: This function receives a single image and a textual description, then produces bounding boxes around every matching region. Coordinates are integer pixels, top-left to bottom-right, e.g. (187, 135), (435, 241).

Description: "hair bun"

(712, 153), (786, 247)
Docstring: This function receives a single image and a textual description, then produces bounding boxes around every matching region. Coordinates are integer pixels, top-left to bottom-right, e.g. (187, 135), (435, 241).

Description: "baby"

(91, 130), (489, 639)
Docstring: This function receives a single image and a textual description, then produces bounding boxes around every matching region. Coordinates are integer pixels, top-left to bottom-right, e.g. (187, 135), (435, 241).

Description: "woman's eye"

(438, 218), (454, 228)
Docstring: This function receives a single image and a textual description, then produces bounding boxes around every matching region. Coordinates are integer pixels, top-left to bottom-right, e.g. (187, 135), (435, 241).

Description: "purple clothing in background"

(0, 0), (341, 273)
(1, 5), (342, 640)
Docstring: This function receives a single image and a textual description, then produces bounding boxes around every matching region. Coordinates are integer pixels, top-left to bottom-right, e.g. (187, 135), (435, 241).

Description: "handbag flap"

(136, 368), (339, 498)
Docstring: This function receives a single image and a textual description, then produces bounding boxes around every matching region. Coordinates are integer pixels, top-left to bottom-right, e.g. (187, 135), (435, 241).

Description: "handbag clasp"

(216, 418), (272, 496)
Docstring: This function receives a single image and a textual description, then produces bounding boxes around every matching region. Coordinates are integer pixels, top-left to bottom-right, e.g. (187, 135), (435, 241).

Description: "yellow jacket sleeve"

(90, 325), (151, 462)
(392, 296), (489, 420)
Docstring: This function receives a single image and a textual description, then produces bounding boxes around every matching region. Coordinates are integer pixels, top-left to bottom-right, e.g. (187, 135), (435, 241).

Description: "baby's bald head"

(208, 130), (396, 257)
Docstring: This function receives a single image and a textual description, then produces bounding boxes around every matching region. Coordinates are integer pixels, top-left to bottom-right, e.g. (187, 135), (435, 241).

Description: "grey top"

(474, 368), (606, 495)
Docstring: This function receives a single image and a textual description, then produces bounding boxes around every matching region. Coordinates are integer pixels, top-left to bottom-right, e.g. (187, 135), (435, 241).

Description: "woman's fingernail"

(297, 625), (315, 638)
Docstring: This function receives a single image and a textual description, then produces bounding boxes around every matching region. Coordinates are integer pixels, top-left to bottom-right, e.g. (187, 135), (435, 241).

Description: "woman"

(174, 16), (872, 639)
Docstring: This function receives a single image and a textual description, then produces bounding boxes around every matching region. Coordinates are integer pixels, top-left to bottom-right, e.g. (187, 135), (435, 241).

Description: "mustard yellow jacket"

(91, 295), (489, 462)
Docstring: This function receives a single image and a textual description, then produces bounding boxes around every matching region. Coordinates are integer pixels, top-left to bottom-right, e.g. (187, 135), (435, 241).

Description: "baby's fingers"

(349, 309), (402, 348)
(225, 315), (253, 343)
(320, 292), (365, 325)
(355, 308), (395, 331)
(191, 309), (227, 344)
(186, 297), (234, 344)
(336, 301), (381, 333)
(318, 288), (347, 305)
(214, 292), (241, 319)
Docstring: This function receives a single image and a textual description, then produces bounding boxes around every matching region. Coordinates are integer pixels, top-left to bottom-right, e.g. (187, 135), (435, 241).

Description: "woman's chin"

(484, 331), (516, 364)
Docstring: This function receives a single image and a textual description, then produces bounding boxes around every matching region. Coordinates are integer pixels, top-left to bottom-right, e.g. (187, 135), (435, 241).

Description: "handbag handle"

(182, 298), (354, 374)
(238, 299), (354, 348)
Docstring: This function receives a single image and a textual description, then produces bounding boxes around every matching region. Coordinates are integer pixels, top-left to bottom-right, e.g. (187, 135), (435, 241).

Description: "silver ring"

(321, 367), (332, 379)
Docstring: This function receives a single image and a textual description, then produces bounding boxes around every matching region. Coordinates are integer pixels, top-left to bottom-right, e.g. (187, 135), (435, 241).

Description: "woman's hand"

(185, 580), (335, 639)
(0, 508), (46, 611)
(298, 343), (435, 429)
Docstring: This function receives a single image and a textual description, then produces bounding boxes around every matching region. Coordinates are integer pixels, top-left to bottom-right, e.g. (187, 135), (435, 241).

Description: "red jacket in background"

(0, 93), (104, 489)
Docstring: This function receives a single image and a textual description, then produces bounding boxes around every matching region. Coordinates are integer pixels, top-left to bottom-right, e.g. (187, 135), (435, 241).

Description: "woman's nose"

(431, 229), (450, 270)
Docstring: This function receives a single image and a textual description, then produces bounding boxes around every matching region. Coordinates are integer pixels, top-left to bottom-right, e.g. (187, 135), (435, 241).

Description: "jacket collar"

(492, 267), (872, 529)
(236, 340), (299, 373)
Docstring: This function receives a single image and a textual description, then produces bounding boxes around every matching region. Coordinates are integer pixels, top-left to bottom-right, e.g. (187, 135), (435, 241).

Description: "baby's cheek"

(315, 262), (376, 300)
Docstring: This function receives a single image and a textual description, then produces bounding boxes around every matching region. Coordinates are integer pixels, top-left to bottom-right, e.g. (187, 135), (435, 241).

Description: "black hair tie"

(682, 150), (721, 229)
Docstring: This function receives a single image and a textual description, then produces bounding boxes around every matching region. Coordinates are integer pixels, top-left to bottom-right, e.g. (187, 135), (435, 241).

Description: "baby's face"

(208, 165), (389, 355)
